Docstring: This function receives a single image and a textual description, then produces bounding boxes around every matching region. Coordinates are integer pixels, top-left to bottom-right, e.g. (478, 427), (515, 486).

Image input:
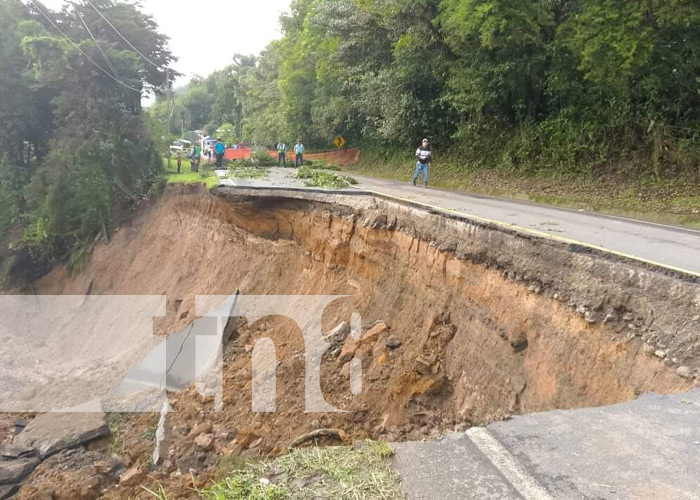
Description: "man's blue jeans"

(413, 162), (429, 185)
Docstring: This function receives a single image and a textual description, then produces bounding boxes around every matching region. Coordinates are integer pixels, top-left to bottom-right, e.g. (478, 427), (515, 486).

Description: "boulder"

(12, 412), (109, 458)
(0, 457), (40, 485)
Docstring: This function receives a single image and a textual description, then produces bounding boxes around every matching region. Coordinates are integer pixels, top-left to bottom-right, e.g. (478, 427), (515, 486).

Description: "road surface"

(353, 175), (700, 277)
(392, 390), (700, 500)
(218, 168), (700, 277)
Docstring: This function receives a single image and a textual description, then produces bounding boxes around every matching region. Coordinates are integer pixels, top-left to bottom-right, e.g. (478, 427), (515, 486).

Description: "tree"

(0, 0), (175, 283)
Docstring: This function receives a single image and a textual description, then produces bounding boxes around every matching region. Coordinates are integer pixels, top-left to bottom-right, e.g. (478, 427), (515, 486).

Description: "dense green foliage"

(3, 0), (700, 283)
(171, 0), (700, 179)
(0, 0), (174, 284)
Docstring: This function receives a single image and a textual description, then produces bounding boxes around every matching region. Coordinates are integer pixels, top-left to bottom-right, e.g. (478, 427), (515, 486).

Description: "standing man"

(276, 140), (288, 167)
(176, 151), (182, 173)
(189, 147), (197, 172)
(294, 139), (305, 168)
(413, 138), (432, 187)
(193, 143), (201, 172)
(214, 138), (225, 169)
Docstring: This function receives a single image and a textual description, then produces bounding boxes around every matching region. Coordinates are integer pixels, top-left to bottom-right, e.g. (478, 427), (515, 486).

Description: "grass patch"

(161, 156), (219, 189)
(107, 413), (125, 456)
(141, 484), (173, 500)
(201, 440), (402, 500)
(217, 455), (256, 480)
(296, 166), (357, 189)
(142, 416), (159, 444)
(165, 171), (219, 189)
(203, 471), (289, 500)
(305, 160), (341, 171)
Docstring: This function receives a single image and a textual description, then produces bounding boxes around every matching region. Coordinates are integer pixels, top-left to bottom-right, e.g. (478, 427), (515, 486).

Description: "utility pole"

(180, 111), (185, 140)
(166, 68), (172, 170)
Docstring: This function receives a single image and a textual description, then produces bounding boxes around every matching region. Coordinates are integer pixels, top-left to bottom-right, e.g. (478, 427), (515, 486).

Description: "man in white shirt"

(276, 141), (288, 167)
(413, 139), (432, 187)
(294, 139), (305, 168)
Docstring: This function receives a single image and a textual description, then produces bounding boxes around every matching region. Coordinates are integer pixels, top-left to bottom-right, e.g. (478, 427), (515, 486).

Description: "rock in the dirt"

(236, 428), (262, 448)
(584, 311), (598, 324)
(189, 422), (212, 437)
(655, 350), (667, 360)
(0, 484), (19, 500)
(195, 433), (214, 451)
(12, 412), (109, 458)
(0, 445), (34, 460)
(414, 357), (433, 376)
(339, 322), (389, 363)
(386, 335), (402, 349)
(120, 467), (144, 487)
(290, 429), (346, 448)
(324, 322), (350, 349)
(0, 457), (40, 485)
(642, 344), (656, 356)
(677, 366), (695, 379)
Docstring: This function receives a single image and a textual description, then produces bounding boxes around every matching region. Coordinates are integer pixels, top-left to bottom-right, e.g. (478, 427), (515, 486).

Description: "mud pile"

(10, 184), (699, 498)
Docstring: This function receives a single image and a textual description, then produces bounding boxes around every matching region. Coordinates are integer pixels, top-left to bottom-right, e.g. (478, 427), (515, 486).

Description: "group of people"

(175, 135), (432, 188)
(175, 138), (226, 173)
(276, 139), (305, 168)
(277, 137), (431, 188)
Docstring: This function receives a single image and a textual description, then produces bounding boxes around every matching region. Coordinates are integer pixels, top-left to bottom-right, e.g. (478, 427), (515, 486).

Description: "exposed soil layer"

(16, 184), (700, 498)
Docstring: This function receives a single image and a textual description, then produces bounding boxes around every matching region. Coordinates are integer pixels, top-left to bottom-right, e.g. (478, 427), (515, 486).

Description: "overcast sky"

(38, 0), (292, 85)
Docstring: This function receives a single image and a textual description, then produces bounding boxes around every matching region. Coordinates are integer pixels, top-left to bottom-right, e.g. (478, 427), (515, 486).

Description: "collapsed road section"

(2, 184), (698, 498)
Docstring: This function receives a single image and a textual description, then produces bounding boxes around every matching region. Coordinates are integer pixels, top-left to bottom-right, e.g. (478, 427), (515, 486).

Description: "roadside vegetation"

(229, 160), (270, 181)
(142, 441), (403, 500)
(163, 158), (219, 189)
(0, 0), (174, 286)
(296, 166), (357, 189)
(304, 160), (341, 172)
(347, 151), (700, 229)
(155, 0), (700, 224)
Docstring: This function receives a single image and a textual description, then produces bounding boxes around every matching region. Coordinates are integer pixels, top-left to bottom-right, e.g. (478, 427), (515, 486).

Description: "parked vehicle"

(169, 139), (192, 154)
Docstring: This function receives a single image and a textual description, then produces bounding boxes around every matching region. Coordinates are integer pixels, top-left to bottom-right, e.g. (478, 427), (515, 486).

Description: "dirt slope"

(19, 184), (695, 498)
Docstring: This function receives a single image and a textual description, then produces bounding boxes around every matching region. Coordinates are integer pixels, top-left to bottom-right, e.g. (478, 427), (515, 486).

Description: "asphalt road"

(351, 174), (700, 277)
(393, 391), (700, 500)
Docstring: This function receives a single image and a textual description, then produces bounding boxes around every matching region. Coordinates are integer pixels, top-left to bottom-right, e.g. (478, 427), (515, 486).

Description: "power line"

(74, 5), (119, 78)
(76, 1), (171, 94)
(85, 0), (160, 69)
(28, 0), (142, 93)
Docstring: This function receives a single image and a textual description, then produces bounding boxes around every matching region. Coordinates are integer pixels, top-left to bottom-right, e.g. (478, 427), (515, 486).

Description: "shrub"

(252, 151), (277, 167)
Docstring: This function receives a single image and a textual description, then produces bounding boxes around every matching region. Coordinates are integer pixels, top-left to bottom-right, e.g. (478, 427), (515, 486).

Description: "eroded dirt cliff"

(15, 185), (698, 498)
